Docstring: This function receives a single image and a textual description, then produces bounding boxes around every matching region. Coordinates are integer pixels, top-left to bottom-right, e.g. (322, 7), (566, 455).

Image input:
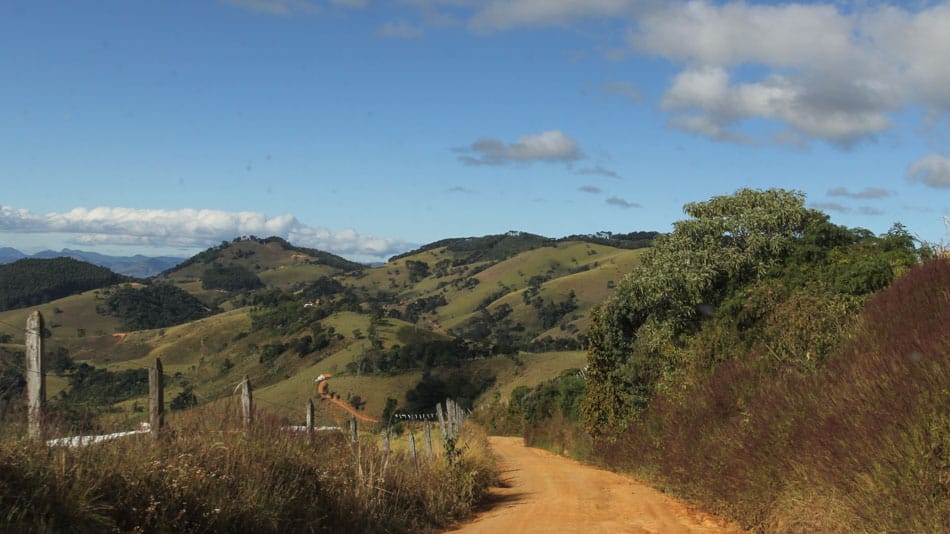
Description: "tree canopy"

(583, 188), (919, 435)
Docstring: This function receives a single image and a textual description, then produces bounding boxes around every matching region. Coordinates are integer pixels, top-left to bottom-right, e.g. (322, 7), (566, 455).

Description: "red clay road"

(447, 436), (742, 534)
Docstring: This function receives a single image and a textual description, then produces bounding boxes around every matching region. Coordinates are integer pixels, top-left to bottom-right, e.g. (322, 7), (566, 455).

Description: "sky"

(1, 0), (948, 262)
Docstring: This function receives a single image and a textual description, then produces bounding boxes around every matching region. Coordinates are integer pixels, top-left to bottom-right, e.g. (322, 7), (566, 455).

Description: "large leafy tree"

(584, 188), (821, 435)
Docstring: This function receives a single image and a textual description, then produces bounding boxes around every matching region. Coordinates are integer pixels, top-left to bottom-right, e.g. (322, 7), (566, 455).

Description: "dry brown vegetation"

(0, 405), (496, 533)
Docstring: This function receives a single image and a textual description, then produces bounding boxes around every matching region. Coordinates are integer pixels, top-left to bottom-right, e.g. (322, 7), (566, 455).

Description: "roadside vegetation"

(481, 189), (947, 532)
(0, 405), (496, 533)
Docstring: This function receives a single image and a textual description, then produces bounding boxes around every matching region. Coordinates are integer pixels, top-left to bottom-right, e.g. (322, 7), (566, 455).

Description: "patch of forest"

(0, 258), (124, 311)
(99, 283), (213, 330)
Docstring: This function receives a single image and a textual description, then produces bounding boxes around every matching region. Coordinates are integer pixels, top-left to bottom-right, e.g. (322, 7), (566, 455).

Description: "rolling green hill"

(1, 231), (655, 432)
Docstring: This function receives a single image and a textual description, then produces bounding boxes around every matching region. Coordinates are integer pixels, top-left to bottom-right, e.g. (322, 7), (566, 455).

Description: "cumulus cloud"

(579, 185), (602, 194)
(907, 154), (950, 188)
(455, 130), (584, 166)
(605, 196), (640, 208)
(575, 165), (622, 179)
(827, 187), (896, 199)
(628, 1), (949, 147)
(0, 206), (410, 260)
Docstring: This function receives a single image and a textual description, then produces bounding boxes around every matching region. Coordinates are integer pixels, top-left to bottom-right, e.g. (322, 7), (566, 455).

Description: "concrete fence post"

(25, 311), (45, 441)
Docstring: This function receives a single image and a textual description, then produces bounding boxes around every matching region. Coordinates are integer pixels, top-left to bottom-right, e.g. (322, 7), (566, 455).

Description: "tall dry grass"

(599, 259), (950, 532)
(0, 404), (496, 533)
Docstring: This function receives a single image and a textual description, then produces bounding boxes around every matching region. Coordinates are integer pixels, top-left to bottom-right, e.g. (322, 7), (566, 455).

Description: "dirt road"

(448, 437), (740, 534)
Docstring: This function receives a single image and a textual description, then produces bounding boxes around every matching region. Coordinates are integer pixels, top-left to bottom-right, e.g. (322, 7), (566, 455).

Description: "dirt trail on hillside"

(316, 375), (380, 423)
(447, 437), (741, 534)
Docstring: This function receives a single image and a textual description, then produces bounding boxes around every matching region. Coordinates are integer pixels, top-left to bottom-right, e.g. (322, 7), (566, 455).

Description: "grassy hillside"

(1, 232), (652, 447)
(0, 289), (124, 344)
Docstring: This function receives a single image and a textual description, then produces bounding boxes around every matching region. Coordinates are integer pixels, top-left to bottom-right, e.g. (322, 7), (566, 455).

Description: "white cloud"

(907, 154), (950, 188)
(827, 187), (896, 199)
(0, 206), (410, 260)
(627, 1), (949, 146)
(455, 130), (584, 166)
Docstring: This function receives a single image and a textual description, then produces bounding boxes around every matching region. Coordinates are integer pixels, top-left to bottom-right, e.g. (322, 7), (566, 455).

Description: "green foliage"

(405, 368), (495, 412)
(596, 259), (950, 532)
(201, 264), (263, 291)
(584, 189), (920, 436)
(103, 284), (212, 330)
(0, 347), (25, 410)
(60, 363), (148, 406)
(353, 327), (484, 375)
(404, 260), (430, 282)
(48, 346), (76, 375)
(170, 386), (198, 411)
(404, 295), (447, 323)
(0, 258), (122, 311)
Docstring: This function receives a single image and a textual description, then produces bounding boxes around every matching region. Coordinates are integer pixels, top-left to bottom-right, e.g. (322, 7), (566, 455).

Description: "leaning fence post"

(149, 358), (164, 442)
(306, 398), (314, 440)
(424, 420), (433, 457)
(241, 375), (253, 430)
(25, 311), (45, 441)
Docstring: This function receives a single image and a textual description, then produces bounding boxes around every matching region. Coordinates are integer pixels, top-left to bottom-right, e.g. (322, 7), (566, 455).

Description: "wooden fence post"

(436, 402), (447, 442)
(381, 428), (390, 454)
(349, 416), (358, 445)
(149, 358), (164, 442)
(408, 430), (417, 465)
(25, 311), (45, 441)
(241, 375), (253, 431)
(451, 398), (460, 438)
(306, 398), (314, 440)
(424, 420), (433, 457)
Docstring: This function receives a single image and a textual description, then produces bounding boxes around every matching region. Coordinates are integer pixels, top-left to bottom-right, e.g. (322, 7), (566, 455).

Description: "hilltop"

(0, 229), (655, 432)
(0, 247), (185, 277)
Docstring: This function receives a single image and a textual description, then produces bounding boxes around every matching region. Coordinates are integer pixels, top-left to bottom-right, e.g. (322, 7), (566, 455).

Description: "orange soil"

(317, 375), (380, 423)
(447, 437), (742, 534)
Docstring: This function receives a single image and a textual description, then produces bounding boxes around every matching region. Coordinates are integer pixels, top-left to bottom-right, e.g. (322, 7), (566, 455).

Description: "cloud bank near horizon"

(0, 206), (411, 260)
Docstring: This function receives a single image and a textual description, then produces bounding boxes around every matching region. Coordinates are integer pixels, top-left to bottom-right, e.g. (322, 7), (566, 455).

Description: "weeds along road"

(448, 436), (741, 534)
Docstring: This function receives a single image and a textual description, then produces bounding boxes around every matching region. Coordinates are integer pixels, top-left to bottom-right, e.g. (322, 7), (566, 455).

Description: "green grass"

(0, 289), (123, 343)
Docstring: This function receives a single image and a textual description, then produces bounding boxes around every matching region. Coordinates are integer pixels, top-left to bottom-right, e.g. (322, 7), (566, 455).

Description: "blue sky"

(1, 0), (948, 262)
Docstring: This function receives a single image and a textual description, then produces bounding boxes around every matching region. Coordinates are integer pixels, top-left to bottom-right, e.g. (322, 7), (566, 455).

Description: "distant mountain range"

(0, 247), (185, 278)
